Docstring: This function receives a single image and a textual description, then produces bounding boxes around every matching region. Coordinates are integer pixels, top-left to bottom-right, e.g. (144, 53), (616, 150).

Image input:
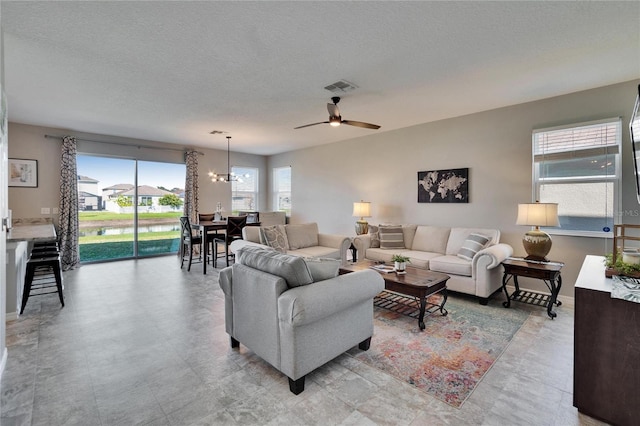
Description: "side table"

(501, 258), (564, 319)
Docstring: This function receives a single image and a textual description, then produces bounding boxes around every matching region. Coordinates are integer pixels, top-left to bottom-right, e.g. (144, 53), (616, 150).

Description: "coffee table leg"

(418, 296), (426, 331)
(439, 289), (448, 316)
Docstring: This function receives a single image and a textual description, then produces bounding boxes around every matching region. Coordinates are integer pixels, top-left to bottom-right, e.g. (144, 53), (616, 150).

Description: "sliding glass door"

(77, 155), (185, 263)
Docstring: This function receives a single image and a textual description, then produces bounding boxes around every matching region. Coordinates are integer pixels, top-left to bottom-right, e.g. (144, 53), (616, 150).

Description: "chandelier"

(209, 136), (248, 183)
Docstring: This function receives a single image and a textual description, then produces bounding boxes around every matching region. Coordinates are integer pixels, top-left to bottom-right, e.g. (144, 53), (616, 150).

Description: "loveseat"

(218, 245), (384, 394)
(354, 225), (513, 304)
(241, 222), (351, 264)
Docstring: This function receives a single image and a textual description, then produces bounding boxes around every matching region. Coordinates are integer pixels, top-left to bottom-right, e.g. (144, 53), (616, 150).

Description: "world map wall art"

(418, 168), (469, 203)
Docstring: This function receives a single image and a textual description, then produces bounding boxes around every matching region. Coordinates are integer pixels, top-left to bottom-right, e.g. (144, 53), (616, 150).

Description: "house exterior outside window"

(231, 166), (258, 214)
(273, 166), (291, 214)
(532, 117), (621, 237)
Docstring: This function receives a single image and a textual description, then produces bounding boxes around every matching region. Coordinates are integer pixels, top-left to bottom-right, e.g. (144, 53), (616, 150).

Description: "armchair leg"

(288, 376), (305, 395)
(478, 297), (489, 306)
(358, 337), (372, 351)
(230, 336), (239, 348)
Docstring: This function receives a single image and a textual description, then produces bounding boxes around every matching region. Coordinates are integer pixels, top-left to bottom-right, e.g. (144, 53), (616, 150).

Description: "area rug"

(348, 293), (530, 408)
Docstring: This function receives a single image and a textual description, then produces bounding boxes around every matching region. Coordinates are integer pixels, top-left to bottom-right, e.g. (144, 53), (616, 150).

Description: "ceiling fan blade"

(342, 120), (381, 130)
(327, 103), (340, 118)
(294, 121), (329, 129)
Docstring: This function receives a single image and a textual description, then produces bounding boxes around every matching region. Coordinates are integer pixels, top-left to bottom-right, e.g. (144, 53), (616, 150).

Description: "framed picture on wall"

(8, 158), (38, 188)
(418, 167), (469, 203)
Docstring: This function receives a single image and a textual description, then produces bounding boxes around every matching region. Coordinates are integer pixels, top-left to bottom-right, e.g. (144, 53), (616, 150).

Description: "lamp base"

(355, 220), (369, 235)
(522, 229), (552, 262)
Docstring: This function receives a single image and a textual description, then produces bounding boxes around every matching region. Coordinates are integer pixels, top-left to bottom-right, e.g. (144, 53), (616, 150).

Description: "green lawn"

(79, 211), (182, 221)
(79, 230), (180, 244)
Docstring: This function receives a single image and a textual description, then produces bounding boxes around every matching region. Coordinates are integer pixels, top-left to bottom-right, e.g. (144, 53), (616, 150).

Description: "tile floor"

(1, 256), (607, 425)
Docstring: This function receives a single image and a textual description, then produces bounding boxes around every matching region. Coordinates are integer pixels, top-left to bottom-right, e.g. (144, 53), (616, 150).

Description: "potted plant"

(604, 251), (640, 278)
(391, 254), (411, 272)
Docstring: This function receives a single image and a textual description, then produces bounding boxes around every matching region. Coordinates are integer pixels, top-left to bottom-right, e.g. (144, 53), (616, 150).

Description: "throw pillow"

(285, 223), (319, 250)
(305, 257), (341, 282)
(379, 225), (405, 250)
(457, 233), (490, 261)
(369, 225), (380, 248)
(260, 225), (289, 253)
(236, 245), (313, 288)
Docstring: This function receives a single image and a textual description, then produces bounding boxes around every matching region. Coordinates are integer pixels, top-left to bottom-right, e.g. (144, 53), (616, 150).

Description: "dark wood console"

(573, 255), (640, 426)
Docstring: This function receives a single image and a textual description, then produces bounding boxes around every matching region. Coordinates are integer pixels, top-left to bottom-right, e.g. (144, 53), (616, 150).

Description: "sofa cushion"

(411, 226), (451, 254)
(398, 250), (444, 269)
(429, 255), (472, 277)
(446, 228), (499, 255)
(369, 225), (380, 248)
(260, 225), (289, 253)
(379, 225), (405, 250)
(237, 245), (313, 287)
(285, 223), (319, 250)
(288, 246), (340, 259)
(457, 233), (490, 260)
(304, 257), (341, 282)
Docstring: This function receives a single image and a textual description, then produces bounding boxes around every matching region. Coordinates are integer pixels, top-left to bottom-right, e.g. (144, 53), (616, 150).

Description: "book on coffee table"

(370, 264), (395, 273)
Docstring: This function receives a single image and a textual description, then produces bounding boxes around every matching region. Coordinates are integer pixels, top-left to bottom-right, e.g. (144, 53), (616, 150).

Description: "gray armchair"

(218, 245), (384, 394)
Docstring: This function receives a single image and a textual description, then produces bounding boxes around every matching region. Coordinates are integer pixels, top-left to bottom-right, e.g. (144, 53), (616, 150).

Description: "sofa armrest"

(353, 234), (371, 253)
(472, 243), (513, 275)
(317, 233), (352, 264)
(278, 269), (384, 327)
(229, 239), (267, 253)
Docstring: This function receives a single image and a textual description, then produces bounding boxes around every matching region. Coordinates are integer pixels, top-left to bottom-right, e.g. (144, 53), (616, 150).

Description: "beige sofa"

(354, 225), (513, 304)
(242, 222), (352, 264)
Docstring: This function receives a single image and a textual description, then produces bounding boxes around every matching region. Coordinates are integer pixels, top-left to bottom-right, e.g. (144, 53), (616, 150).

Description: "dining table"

(191, 220), (227, 274)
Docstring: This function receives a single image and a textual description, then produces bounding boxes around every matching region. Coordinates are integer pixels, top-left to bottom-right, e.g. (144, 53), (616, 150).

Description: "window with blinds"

(532, 118), (621, 236)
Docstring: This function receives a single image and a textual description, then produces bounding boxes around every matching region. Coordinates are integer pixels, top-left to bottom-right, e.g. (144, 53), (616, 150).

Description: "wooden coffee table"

(340, 261), (450, 330)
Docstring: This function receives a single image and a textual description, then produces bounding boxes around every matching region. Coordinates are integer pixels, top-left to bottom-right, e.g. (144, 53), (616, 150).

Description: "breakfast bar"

(5, 223), (57, 319)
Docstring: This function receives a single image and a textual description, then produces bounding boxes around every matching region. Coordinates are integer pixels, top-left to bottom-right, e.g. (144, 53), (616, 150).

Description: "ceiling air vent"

(324, 80), (358, 94)
(209, 130), (226, 135)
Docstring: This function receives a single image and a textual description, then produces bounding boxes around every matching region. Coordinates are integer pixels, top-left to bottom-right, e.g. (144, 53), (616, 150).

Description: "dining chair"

(213, 216), (247, 267)
(198, 212), (218, 258)
(239, 211), (260, 224)
(180, 216), (204, 271)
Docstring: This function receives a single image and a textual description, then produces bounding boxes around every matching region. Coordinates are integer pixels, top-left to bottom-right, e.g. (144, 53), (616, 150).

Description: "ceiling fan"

(294, 97), (381, 130)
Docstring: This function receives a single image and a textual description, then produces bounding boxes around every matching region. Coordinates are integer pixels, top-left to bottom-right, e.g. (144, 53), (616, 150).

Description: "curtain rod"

(44, 134), (204, 155)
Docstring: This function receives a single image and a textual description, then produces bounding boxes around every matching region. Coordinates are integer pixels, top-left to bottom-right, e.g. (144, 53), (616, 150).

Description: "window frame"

(231, 166), (259, 214)
(273, 166), (291, 214)
(532, 117), (622, 238)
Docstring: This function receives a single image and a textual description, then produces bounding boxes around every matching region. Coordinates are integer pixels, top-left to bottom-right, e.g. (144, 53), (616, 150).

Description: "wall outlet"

(52, 207), (59, 214)
(41, 207), (51, 214)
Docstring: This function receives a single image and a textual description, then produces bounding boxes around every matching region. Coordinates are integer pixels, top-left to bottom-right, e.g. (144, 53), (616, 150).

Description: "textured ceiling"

(2, 1), (639, 155)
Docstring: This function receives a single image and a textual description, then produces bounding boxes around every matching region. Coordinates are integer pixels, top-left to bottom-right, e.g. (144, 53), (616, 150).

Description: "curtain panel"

(184, 150), (199, 221)
(59, 136), (80, 270)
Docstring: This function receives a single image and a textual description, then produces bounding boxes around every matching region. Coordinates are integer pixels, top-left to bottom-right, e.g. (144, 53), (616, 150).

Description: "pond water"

(79, 223), (180, 237)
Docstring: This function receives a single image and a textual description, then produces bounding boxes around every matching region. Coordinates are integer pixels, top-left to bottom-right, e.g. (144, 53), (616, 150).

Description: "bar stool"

(20, 247), (64, 314)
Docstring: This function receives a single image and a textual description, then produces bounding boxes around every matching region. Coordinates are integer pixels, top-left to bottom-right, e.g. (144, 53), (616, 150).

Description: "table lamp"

(516, 201), (560, 262)
(353, 201), (371, 235)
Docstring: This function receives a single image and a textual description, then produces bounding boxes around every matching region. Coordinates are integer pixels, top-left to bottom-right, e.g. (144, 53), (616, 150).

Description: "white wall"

(269, 79), (640, 297)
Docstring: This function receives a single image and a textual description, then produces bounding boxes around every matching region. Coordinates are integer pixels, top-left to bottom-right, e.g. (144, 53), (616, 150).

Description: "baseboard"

(5, 311), (18, 322)
(504, 284), (575, 308)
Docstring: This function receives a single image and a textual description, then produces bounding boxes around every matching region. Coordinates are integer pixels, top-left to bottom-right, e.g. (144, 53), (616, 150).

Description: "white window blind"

(532, 118), (621, 236)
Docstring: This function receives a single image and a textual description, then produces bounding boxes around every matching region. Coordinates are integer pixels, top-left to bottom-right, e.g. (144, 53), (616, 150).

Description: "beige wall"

(7, 123), (268, 222)
(7, 80), (640, 298)
(269, 79), (640, 297)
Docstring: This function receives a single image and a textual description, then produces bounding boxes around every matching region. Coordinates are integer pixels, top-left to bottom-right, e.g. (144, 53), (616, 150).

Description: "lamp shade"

(352, 201), (371, 218)
(516, 203), (560, 227)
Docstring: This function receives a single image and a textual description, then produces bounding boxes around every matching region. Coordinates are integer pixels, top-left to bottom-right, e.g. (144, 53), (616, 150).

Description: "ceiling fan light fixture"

(329, 117), (341, 127)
